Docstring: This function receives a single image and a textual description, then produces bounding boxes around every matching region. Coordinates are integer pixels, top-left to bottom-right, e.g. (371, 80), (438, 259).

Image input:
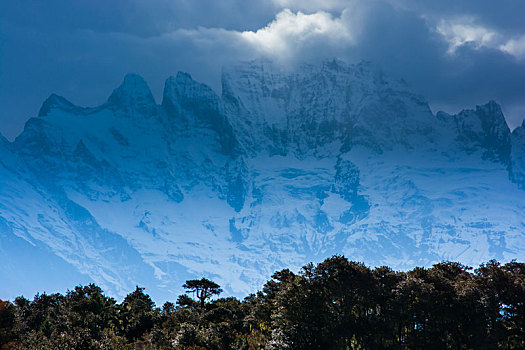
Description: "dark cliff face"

(107, 73), (158, 117)
(510, 120), (525, 188)
(163, 72), (238, 155)
(438, 101), (512, 165)
(220, 60), (439, 156)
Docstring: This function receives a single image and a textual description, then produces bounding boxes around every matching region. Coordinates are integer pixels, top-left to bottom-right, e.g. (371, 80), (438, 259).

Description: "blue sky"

(1, 0), (525, 139)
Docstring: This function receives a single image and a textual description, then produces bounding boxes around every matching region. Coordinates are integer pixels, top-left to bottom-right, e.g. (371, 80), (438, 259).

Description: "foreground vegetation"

(1, 257), (524, 349)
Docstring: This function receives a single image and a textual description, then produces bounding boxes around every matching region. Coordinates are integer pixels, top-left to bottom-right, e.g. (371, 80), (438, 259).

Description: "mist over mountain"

(1, 59), (524, 302)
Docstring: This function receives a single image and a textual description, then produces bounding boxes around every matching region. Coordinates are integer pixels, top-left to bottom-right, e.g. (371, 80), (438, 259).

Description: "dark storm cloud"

(396, 0), (525, 33)
(333, 1), (525, 124)
(1, 0), (524, 139)
(0, 0), (277, 35)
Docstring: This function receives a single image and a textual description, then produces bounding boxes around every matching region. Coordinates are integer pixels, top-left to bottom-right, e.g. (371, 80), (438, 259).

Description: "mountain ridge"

(1, 59), (524, 302)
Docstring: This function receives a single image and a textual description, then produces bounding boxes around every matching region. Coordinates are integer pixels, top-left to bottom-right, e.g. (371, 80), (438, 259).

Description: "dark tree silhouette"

(120, 286), (158, 341)
(3, 257), (525, 349)
(183, 278), (223, 309)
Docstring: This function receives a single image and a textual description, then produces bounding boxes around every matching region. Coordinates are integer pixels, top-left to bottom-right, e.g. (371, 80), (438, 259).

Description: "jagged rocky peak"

(514, 119), (525, 138)
(162, 72), (237, 154)
(220, 58), (437, 155)
(107, 73), (157, 116)
(162, 72), (220, 113)
(475, 100), (509, 133)
(221, 59), (290, 138)
(511, 119), (525, 145)
(38, 94), (84, 117)
(222, 59), (409, 103)
(439, 100), (511, 163)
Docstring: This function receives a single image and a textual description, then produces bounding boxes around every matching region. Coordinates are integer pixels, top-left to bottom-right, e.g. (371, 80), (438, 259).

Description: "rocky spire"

(107, 74), (157, 116)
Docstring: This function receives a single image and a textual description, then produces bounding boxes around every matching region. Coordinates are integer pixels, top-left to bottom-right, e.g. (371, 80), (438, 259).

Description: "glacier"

(1, 59), (524, 302)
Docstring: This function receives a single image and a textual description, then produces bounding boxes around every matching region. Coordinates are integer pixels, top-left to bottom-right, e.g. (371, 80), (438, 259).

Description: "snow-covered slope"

(1, 60), (524, 301)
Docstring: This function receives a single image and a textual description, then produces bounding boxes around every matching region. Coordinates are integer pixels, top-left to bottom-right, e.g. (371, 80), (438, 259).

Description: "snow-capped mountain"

(1, 59), (524, 301)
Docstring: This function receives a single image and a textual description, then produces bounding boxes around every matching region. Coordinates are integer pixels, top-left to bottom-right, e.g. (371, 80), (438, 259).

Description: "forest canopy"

(1, 257), (524, 349)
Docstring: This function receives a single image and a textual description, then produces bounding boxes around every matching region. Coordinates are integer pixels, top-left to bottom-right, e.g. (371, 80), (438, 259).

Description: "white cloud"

(434, 16), (525, 62)
(160, 6), (525, 64)
(239, 9), (354, 59)
(500, 35), (525, 60)
(436, 17), (499, 54)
